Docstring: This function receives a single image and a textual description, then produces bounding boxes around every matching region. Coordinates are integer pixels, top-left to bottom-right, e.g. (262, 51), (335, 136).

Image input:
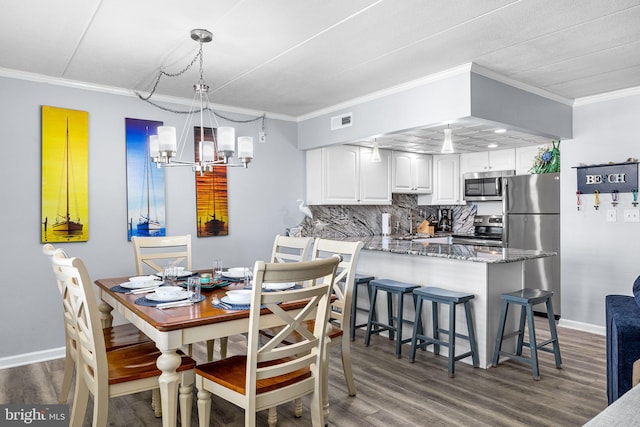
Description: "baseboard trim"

(558, 318), (605, 336)
(0, 347), (65, 370)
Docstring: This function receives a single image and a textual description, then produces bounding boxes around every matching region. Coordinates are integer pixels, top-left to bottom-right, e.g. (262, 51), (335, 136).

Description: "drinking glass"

(213, 259), (222, 279)
(187, 277), (201, 302)
(244, 267), (253, 289)
(164, 267), (177, 286)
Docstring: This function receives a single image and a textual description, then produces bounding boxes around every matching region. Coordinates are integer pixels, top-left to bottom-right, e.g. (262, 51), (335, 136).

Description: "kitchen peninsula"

(349, 236), (557, 369)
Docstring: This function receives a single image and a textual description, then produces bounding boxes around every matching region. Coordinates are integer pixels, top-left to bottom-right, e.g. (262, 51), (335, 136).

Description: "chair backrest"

(246, 256), (340, 406)
(43, 244), (78, 360)
(270, 234), (315, 264)
(131, 234), (192, 275)
(50, 250), (109, 400)
(311, 239), (364, 328)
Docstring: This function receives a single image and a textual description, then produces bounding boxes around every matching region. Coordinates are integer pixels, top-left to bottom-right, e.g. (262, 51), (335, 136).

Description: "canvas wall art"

(195, 127), (229, 237)
(125, 118), (166, 240)
(41, 106), (89, 243)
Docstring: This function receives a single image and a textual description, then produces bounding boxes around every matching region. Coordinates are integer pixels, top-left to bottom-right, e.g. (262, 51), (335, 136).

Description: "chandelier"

(137, 29), (257, 173)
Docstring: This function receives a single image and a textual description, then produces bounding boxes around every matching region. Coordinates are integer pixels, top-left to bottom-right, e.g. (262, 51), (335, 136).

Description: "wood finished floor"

(0, 318), (607, 426)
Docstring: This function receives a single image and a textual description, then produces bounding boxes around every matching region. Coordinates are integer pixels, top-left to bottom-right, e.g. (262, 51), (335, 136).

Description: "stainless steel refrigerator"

(503, 173), (561, 318)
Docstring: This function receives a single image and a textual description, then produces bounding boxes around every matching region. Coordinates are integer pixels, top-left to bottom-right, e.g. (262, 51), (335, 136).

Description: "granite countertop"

(344, 236), (556, 264)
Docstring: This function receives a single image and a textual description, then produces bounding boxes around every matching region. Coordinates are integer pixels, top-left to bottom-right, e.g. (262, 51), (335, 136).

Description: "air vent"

(331, 112), (353, 130)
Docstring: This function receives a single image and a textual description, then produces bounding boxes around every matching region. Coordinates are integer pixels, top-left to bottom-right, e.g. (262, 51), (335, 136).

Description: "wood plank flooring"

(0, 318), (607, 426)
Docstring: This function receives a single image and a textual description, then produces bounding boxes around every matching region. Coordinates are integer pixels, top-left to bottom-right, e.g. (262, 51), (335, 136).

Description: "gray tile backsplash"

(296, 195), (476, 238)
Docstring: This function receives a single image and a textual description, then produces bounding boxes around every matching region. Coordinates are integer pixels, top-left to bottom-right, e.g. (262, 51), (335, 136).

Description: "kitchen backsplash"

(296, 194), (476, 238)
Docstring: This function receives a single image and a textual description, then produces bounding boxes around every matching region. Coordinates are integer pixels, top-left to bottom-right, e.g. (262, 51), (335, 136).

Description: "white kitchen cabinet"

(515, 144), (546, 175)
(419, 154), (463, 205)
(460, 148), (515, 174)
(305, 145), (391, 205)
(392, 152), (432, 193)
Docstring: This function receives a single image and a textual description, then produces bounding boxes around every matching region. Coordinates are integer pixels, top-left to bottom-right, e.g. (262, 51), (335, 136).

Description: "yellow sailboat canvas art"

(41, 106), (89, 242)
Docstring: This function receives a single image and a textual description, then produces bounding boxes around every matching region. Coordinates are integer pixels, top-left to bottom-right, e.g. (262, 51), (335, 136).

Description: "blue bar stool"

(492, 288), (562, 380)
(408, 287), (479, 378)
(364, 279), (420, 358)
(350, 274), (376, 341)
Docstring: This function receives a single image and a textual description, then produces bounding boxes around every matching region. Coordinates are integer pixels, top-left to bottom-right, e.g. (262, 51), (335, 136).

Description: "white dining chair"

(270, 234), (315, 264)
(262, 239), (364, 423)
(42, 244), (153, 406)
(50, 249), (196, 427)
(194, 256), (340, 427)
(132, 234), (221, 361)
(131, 234), (192, 274)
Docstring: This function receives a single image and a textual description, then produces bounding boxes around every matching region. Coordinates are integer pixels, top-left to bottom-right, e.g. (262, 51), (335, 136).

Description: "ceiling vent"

(331, 112), (353, 130)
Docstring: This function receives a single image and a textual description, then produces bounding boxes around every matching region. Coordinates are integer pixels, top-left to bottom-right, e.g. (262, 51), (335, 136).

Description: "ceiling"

(2, 0), (639, 153)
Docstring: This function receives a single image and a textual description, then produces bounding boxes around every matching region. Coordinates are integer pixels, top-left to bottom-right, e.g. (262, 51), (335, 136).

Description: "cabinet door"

(323, 145), (359, 204)
(460, 152), (489, 172)
(392, 152), (432, 193)
(360, 148), (391, 204)
(432, 154), (462, 205)
(414, 154), (433, 193)
(489, 148), (515, 171)
(392, 152), (413, 192)
(515, 145), (544, 175)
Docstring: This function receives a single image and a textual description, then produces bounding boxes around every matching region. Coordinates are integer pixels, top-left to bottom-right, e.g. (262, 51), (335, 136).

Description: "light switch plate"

(607, 209), (617, 222)
(623, 209), (640, 222)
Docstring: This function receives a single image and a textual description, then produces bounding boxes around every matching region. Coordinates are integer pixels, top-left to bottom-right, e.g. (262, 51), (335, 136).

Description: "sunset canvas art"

(195, 127), (229, 237)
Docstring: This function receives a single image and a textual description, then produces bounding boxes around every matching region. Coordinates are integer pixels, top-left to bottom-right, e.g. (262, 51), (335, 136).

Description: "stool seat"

(351, 274), (376, 341)
(492, 288), (562, 380)
(365, 279), (420, 358)
(409, 287), (478, 377)
(370, 278), (420, 292)
(500, 288), (554, 305)
(355, 274), (375, 284)
(414, 287), (475, 304)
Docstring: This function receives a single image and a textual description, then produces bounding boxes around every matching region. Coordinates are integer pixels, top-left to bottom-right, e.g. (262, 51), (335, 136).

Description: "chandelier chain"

(135, 40), (264, 124)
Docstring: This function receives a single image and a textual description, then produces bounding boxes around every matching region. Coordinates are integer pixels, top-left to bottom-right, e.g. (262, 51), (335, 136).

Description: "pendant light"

(441, 125), (454, 153)
(371, 139), (382, 162)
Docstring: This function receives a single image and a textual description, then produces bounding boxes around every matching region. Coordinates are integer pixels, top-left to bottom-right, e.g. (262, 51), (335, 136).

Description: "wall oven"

(463, 170), (514, 201)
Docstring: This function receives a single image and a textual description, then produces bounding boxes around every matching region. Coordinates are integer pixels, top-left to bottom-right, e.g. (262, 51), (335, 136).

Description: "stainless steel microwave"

(463, 170), (515, 201)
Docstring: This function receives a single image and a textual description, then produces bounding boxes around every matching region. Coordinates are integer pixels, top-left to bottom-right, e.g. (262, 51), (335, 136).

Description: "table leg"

(98, 301), (113, 328)
(157, 349), (181, 427)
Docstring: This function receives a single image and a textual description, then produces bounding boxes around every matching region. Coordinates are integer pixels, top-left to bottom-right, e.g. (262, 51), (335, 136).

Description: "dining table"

(94, 272), (331, 427)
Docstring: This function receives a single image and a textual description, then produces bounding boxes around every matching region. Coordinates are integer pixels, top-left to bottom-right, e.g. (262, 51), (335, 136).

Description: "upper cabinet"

(306, 145), (391, 205)
(460, 148), (515, 174)
(515, 144), (546, 175)
(392, 152), (433, 194)
(418, 154), (463, 205)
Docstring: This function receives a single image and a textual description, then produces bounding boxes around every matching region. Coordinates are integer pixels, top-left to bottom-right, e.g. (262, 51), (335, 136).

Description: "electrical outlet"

(607, 209), (617, 222)
(623, 209), (640, 222)
(258, 131), (266, 143)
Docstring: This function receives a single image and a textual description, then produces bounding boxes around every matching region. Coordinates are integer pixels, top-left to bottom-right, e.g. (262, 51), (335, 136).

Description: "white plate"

(263, 282), (295, 291)
(221, 296), (249, 306)
(120, 280), (161, 289)
(222, 268), (249, 279)
(146, 291), (189, 302)
(129, 275), (161, 283)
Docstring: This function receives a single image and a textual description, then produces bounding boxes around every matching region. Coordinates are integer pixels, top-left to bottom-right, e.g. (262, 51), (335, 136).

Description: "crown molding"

(0, 67), (295, 122)
(573, 85), (640, 106)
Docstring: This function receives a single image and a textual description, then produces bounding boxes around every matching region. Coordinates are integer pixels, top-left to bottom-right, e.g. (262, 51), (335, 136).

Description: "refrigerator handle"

(502, 179), (508, 247)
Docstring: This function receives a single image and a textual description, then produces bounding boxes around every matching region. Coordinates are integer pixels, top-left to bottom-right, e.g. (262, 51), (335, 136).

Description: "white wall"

(0, 75), (305, 361)
(561, 90), (640, 329)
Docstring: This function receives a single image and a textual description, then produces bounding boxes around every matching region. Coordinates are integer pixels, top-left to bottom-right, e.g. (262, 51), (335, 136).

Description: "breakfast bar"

(349, 237), (557, 369)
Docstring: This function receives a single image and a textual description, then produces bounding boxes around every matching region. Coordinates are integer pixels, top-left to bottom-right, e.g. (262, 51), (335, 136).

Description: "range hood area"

(297, 64), (573, 154)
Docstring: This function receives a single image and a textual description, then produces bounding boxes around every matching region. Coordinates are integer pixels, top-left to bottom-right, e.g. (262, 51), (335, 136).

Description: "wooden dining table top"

(94, 273), (311, 332)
